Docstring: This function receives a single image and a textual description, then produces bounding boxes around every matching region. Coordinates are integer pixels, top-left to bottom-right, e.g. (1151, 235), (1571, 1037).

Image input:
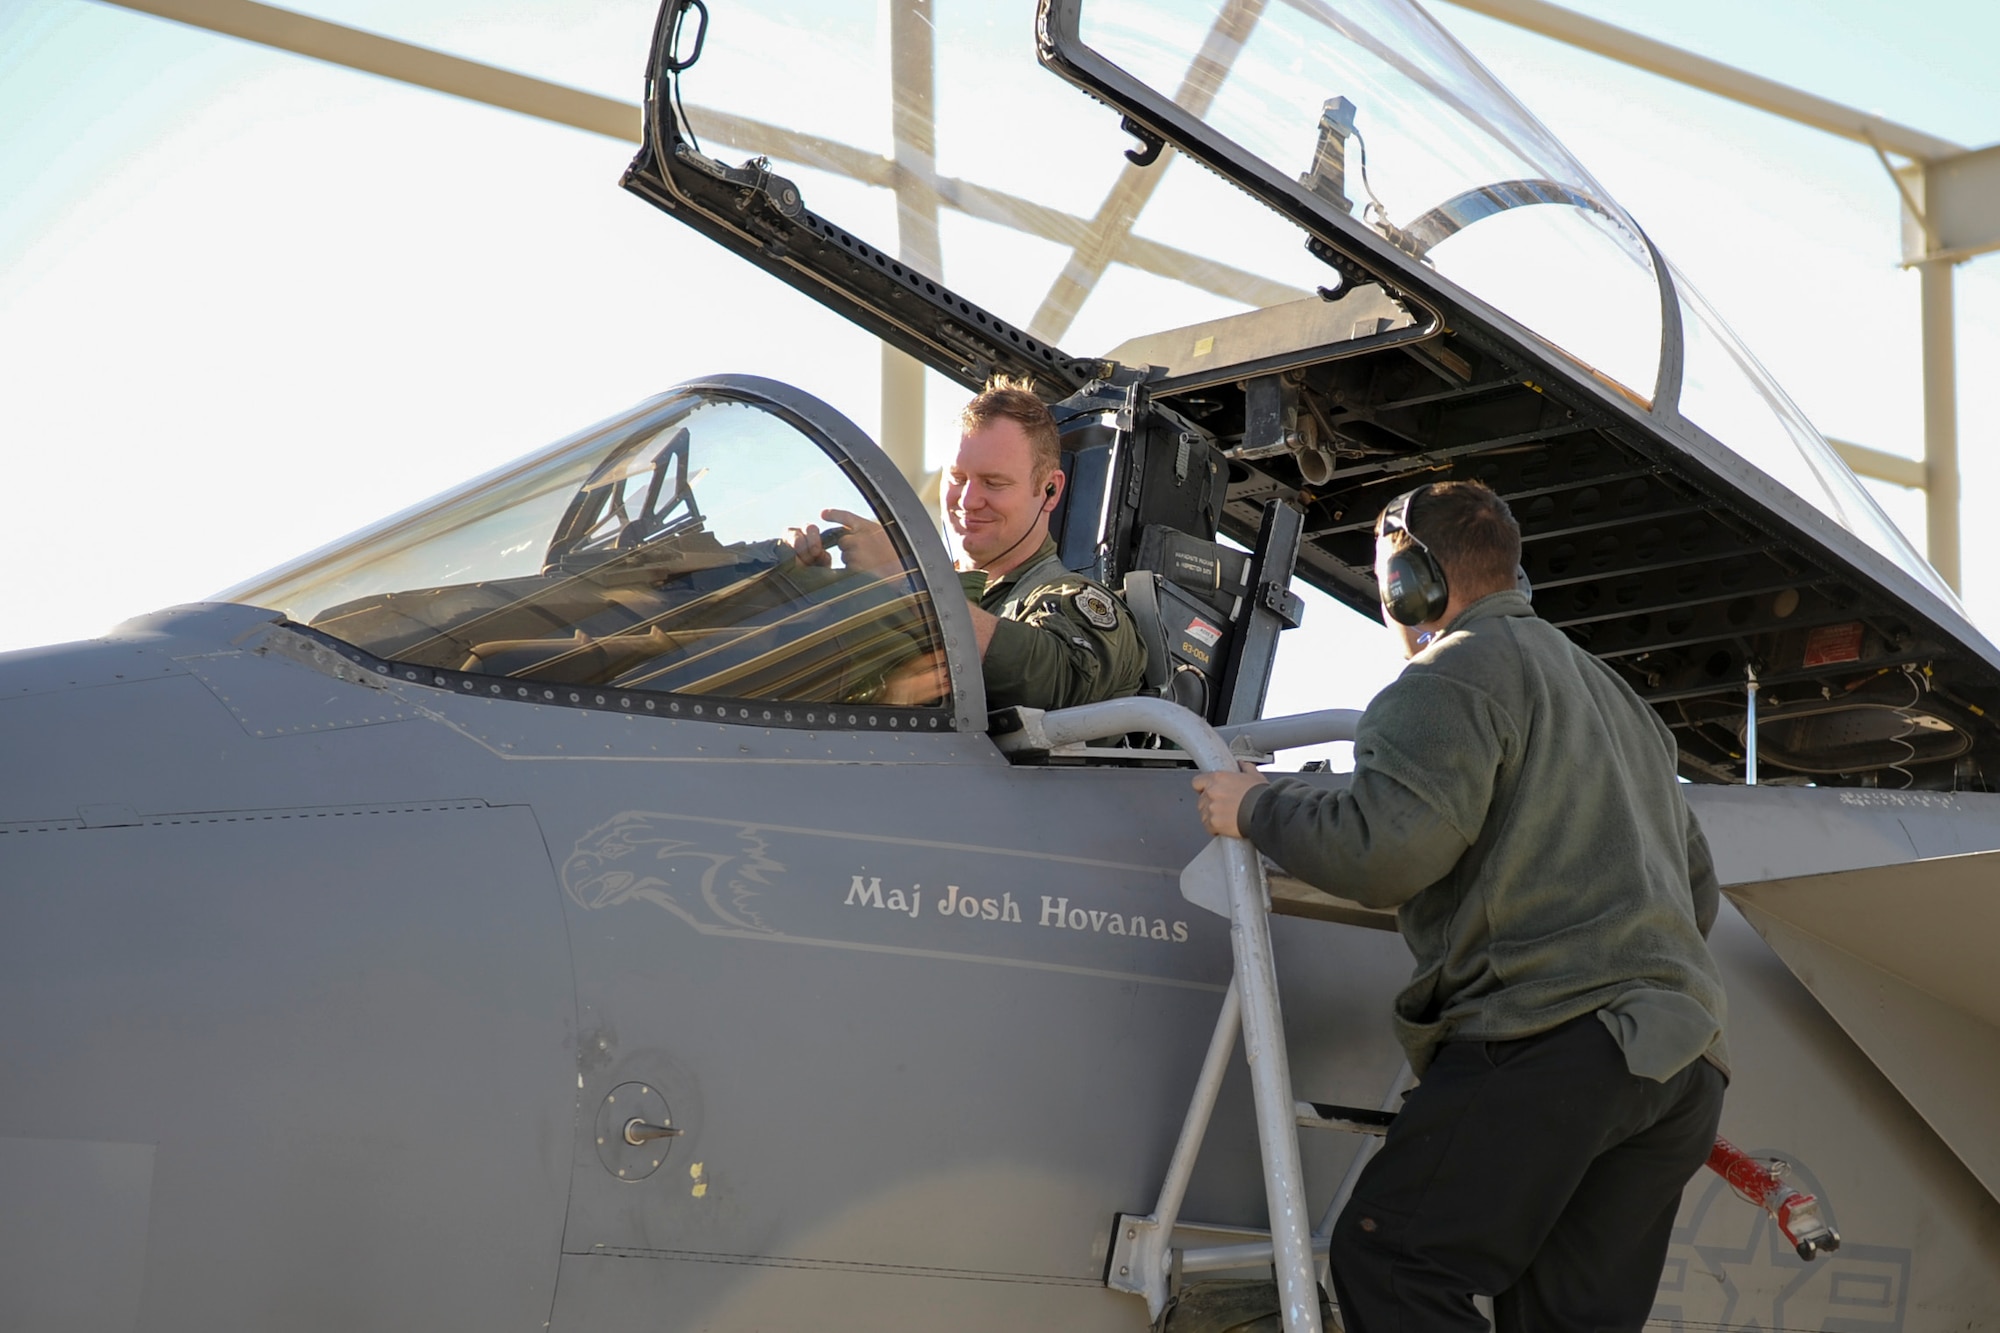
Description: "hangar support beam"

(1920, 259), (1962, 593)
(1440, 0), (1958, 159)
(96, 0), (1306, 502)
(882, 1), (942, 497)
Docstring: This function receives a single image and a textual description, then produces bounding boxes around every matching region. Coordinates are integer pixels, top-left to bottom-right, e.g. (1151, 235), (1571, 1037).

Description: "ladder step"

(1178, 1229), (1332, 1276)
(1294, 1101), (1397, 1135)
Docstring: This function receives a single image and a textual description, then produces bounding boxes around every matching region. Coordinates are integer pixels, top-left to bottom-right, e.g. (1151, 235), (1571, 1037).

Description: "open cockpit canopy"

(1042, 0), (1948, 604)
(627, 0), (1945, 606)
(613, 0), (2000, 788)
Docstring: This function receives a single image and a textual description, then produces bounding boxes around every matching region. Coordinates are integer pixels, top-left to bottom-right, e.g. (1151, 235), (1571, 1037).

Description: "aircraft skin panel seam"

(562, 1246), (1102, 1287)
(0, 799), (502, 836)
(608, 921), (1228, 994)
(439, 751), (984, 766)
(509, 800), (587, 1333)
(0, 670), (192, 703)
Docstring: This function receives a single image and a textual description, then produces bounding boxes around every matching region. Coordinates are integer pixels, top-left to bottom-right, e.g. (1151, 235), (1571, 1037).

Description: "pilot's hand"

(876, 648), (949, 706)
(1191, 763), (1267, 838)
(819, 508), (899, 576)
(784, 522), (835, 568)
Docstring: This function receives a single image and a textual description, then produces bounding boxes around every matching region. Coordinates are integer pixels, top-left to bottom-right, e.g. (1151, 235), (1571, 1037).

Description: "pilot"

(792, 377), (1145, 713)
(1190, 480), (1727, 1333)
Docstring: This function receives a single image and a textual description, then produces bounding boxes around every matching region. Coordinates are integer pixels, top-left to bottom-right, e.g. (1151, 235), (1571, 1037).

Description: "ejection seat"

(1030, 392), (1305, 738)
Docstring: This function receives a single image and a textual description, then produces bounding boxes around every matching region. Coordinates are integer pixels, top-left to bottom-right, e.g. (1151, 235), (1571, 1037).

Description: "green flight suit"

(972, 538), (1147, 712)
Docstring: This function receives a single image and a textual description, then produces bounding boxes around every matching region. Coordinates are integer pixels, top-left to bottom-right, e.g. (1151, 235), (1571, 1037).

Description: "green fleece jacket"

(1241, 591), (1727, 1080)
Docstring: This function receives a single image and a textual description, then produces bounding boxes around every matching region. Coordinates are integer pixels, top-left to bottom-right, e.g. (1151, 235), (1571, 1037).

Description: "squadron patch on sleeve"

(1073, 586), (1119, 629)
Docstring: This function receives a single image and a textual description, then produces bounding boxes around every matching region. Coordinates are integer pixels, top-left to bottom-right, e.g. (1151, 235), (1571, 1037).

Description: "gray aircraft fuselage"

(9, 0), (2000, 1326)
(4, 568), (1999, 1331)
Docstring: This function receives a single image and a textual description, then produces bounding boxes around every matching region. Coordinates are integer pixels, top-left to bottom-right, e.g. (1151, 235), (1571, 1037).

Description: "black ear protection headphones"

(1378, 487), (1450, 626)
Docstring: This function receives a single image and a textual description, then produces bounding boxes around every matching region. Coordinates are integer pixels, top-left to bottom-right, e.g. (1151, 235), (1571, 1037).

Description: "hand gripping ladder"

(1000, 700), (1363, 1333)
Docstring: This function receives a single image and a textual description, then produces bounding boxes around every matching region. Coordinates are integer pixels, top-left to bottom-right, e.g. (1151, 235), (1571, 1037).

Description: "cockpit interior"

(228, 387), (958, 723)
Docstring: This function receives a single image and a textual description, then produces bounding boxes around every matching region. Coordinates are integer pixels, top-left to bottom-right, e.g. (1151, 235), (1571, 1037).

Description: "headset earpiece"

(1383, 550), (1449, 626)
(977, 470), (1061, 572)
(1379, 488), (1450, 626)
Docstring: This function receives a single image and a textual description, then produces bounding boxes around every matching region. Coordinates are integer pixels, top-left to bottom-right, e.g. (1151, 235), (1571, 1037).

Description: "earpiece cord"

(959, 481), (1057, 587)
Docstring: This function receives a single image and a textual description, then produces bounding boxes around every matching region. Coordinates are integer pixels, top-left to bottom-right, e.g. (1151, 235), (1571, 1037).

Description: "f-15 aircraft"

(5, 1), (1999, 1330)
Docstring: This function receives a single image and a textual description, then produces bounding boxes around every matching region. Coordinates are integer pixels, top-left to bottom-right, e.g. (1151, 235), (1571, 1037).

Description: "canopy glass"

(1062, 0), (1954, 603)
(221, 389), (955, 711)
(1074, 0), (1662, 398)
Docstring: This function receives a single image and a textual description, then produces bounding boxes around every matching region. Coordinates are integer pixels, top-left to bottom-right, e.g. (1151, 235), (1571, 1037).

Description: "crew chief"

(1191, 480), (1727, 1332)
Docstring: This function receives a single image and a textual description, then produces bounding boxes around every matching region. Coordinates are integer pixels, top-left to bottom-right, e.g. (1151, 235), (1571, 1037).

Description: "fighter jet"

(4, 1), (1997, 1330)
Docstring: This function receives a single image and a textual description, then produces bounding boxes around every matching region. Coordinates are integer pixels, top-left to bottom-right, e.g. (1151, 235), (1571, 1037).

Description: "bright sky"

(4, 0), (1998, 755)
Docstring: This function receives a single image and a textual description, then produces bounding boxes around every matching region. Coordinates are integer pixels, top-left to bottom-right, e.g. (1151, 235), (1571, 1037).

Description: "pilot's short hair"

(1378, 480), (1521, 594)
(961, 377), (1061, 481)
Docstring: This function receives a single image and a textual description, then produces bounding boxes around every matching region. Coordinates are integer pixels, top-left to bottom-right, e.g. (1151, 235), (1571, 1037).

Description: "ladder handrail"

(1214, 707), (1361, 755)
(1019, 699), (1324, 1333)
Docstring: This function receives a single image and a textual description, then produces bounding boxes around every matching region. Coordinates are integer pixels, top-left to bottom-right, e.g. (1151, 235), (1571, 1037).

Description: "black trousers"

(1326, 1014), (1725, 1333)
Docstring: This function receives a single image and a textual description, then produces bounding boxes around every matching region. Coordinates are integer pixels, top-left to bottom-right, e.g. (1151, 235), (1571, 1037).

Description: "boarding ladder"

(997, 698), (1379, 1333)
(1001, 700), (1847, 1332)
